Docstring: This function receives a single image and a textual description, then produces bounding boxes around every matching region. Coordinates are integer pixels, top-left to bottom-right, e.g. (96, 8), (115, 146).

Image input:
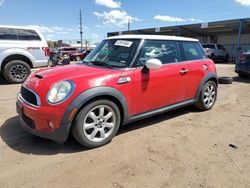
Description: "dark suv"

(235, 50), (250, 78)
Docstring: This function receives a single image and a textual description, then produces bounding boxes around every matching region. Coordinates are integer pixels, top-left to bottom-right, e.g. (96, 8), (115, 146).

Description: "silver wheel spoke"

(89, 112), (98, 121)
(104, 122), (114, 128)
(85, 123), (95, 130)
(99, 129), (106, 138)
(99, 107), (105, 117)
(204, 97), (209, 103)
(104, 112), (113, 121)
(90, 128), (99, 139)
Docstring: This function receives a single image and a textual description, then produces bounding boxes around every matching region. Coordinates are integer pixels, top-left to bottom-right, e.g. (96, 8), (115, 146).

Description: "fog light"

(48, 121), (54, 129)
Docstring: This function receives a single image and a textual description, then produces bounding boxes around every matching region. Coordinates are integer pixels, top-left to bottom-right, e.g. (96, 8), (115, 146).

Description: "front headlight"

(47, 81), (74, 104)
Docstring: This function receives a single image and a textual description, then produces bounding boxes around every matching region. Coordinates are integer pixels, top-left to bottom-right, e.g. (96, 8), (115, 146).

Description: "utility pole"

(128, 18), (131, 31)
(79, 9), (83, 50)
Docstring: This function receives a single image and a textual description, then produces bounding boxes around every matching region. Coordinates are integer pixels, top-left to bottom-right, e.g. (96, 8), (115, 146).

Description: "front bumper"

(235, 65), (250, 75)
(16, 95), (70, 143)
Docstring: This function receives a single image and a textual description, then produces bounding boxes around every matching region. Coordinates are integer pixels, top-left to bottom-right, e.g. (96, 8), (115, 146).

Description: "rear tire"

(238, 73), (248, 78)
(72, 100), (121, 148)
(218, 76), (233, 84)
(224, 54), (229, 62)
(3, 60), (31, 84)
(195, 81), (217, 111)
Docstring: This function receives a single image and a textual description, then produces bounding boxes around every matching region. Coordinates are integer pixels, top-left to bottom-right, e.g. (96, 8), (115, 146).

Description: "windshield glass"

(83, 39), (140, 68)
(202, 44), (216, 49)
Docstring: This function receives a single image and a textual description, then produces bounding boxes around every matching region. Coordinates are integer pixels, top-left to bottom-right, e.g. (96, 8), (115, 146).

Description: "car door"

(132, 40), (190, 115)
(178, 41), (208, 99)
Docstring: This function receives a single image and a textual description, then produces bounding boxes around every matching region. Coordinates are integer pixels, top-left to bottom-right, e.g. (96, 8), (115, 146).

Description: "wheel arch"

(195, 73), (218, 101)
(1, 54), (33, 72)
(59, 87), (129, 141)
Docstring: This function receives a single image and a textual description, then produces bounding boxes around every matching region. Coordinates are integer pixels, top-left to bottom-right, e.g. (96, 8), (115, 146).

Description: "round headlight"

(47, 81), (73, 104)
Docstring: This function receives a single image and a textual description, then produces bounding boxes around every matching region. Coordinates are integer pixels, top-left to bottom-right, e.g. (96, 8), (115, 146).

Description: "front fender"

(58, 86), (129, 142)
(0, 48), (35, 67)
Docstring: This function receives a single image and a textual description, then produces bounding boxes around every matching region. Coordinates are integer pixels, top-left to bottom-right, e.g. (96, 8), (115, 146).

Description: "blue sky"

(0, 0), (250, 43)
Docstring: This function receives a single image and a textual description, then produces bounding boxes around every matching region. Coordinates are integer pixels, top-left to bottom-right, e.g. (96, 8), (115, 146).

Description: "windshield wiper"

(90, 61), (114, 69)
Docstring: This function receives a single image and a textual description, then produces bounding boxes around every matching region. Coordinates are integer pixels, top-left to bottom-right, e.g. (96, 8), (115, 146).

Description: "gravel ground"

(0, 64), (250, 188)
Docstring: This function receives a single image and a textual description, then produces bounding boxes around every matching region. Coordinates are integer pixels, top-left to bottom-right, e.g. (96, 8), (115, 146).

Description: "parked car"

(58, 47), (78, 57)
(235, 50), (250, 78)
(16, 35), (218, 148)
(202, 43), (229, 61)
(0, 25), (50, 83)
(70, 49), (91, 61)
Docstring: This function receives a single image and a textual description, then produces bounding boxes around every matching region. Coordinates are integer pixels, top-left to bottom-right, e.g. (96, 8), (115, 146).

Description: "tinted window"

(61, 48), (77, 51)
(180, 42), (205, 61)
(0, 28), (18, 40)
(16, 29), (41, 40)
(217, 44), (224, 50)
(202, 44), (216, 49)
(137, 40), (180, 67)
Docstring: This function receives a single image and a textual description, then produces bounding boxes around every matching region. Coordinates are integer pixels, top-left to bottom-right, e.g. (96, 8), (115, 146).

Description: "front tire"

(3, 60), (31, 84)
(72, 100), (121, 148)
(195, 81), (217, 111)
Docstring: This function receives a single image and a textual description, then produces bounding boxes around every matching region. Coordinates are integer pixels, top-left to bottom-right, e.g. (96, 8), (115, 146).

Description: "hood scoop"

(35, 74), (43, 79)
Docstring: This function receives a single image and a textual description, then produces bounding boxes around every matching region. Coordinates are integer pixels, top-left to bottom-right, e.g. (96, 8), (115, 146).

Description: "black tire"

(224, 54), (229, 62)
(218, 76), (233, 84)
(195, 80), (217, 111)
(210, 53), (215, 60)
(72, 100), (121, 148)
(238, 73), (248, 78)
(3, 60), (31, 84)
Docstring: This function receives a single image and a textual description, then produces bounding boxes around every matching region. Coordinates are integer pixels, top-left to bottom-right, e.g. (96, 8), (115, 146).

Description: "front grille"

(20, 86), (40, 106)
(22, 114), (36, 129)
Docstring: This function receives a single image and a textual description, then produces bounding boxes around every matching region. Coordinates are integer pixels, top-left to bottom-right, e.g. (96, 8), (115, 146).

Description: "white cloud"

(235, 0), (250, 6)
(154, 15), (201, 23)
(0, 0), (4, 6)
(154, 15), (185, 22)
(95, 0), (121, 8)
(93, 10), (139, 27)
(28, 25), (74, 35)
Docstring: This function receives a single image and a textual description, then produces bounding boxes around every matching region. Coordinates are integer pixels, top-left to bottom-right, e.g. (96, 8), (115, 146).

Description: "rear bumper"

(16, 96), (70, 143)
(235, 65), (250, 75)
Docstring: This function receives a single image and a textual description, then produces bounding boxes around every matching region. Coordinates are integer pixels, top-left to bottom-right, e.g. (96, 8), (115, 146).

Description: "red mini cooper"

(16, 35), (218, 148)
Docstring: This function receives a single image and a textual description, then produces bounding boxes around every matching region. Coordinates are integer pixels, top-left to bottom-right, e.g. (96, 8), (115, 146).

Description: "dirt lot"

(0, 64), (250, 188)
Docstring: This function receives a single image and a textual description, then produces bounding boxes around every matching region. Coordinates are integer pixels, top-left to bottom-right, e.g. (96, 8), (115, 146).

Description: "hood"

(33, 64), (121, 82)
(23, 64), (123, 106)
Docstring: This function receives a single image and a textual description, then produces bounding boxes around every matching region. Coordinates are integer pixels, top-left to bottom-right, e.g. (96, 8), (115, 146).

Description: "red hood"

(23, 64), (123, 106)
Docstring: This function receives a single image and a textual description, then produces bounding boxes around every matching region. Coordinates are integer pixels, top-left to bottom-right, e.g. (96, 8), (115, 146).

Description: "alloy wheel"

(10, 64), (28, 80)
(203, 83), (216, 107)
(83, 105), (116, 143)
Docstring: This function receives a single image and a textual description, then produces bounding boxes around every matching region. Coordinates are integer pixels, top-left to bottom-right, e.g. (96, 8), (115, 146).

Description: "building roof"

(107, 34), (198, 42)
(108, 18), (250, 37)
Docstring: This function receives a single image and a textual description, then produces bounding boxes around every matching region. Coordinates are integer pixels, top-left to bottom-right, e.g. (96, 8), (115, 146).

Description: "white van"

(0, 25), (50, 83)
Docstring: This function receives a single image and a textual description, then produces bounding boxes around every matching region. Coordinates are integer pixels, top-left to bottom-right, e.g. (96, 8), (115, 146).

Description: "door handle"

(180, 69), (188, 74)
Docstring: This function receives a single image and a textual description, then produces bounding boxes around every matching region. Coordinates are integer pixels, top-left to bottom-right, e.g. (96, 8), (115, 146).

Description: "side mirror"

(145, 59), (162, 70)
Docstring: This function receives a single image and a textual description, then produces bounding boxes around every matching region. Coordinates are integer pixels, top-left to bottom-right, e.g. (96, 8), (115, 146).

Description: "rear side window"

(16, 29), (41, 41)
(202, 44), (216, 49)
(0, 28), (18, 40)
(137, 40), (180, 67)
(180, 42), (205, 61)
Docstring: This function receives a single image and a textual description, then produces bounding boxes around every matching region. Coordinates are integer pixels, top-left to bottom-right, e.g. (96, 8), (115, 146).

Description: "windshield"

(83, 39), (140, 68)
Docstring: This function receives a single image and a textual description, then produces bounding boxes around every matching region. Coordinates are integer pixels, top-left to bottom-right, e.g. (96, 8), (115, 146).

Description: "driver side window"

(137, 40), (180, 67)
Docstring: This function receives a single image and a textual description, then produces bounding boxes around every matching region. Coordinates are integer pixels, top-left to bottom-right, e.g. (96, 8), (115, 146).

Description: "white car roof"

(107, 34), (198, 42)
(0, 25), (39, 31)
